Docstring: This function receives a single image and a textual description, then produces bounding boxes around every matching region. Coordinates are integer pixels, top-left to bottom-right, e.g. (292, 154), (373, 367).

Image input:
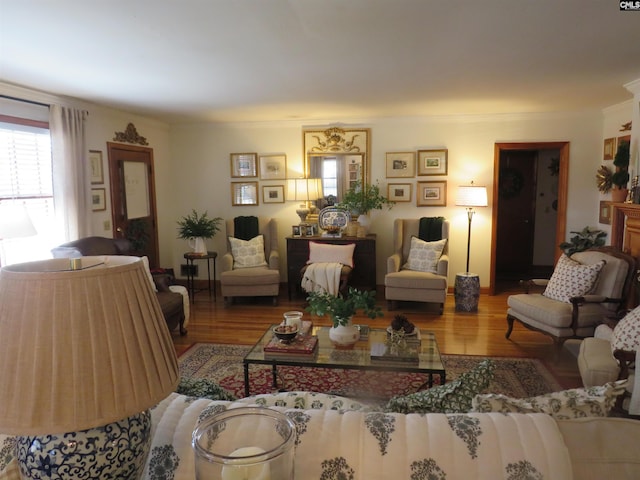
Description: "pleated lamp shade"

(0, 256), (179, 435)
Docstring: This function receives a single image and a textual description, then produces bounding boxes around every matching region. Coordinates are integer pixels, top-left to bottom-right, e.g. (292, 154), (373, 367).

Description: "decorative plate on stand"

(318, 207), (351, 237)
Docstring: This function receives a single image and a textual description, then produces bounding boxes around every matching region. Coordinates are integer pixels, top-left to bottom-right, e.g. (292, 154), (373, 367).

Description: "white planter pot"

(329, 319), (360, 348)
(188, 237), (208, 255)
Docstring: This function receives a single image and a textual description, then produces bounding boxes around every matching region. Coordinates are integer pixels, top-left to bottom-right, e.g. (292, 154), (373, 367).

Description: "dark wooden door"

(107, 142), (160, 267)
(496, 150), (537, 278)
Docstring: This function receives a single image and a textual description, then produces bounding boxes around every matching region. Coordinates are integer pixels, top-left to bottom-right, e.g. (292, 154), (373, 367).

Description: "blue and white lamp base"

(16, 410), (151, 479)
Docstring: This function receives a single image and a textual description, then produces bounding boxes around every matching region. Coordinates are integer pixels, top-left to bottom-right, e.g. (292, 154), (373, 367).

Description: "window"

(0, 115), (57, 265)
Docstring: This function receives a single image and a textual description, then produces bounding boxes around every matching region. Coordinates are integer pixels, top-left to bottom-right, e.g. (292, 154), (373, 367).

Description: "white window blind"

(0, 120), (57, 265)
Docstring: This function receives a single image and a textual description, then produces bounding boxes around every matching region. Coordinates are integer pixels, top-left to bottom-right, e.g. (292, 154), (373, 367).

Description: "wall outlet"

(180, 264), (198, 276)
(103, 220), (111, 231)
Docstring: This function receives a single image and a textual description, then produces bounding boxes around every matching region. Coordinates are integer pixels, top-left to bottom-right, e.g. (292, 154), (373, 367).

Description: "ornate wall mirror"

(303, 127), (371, 203)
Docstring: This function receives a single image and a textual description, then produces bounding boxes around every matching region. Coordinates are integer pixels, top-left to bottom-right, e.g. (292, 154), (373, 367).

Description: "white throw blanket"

(301, 262), (342, 295)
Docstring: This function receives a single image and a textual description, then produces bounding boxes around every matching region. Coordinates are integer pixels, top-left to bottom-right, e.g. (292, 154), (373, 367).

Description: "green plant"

(612, 142), (630, 189)
(559, 227), (607, 256)
(305, 287), (383, 326)
(176, 210), (223, 239)
(338, 180), (394, 215)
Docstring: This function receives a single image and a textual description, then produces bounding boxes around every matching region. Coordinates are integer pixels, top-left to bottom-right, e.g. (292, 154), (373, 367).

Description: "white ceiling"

(1, 0), (639, 124)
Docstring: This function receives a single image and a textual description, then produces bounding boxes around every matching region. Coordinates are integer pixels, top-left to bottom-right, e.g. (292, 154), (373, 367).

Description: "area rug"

(178, 343), (563, 400)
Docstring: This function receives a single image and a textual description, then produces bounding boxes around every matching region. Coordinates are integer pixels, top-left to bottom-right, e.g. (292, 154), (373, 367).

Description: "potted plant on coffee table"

(176, 210), (223, 255)
(306, 287), (383, 347)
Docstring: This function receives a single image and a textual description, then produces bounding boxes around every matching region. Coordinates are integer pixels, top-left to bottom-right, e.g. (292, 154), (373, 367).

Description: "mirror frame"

(303, 127), (371, 197)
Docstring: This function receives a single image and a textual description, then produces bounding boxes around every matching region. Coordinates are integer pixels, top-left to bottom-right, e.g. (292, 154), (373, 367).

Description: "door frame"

(490, 142), (569, 295)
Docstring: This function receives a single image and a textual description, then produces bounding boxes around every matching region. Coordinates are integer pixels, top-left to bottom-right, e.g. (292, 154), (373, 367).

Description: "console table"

(287, 235), (376, 299)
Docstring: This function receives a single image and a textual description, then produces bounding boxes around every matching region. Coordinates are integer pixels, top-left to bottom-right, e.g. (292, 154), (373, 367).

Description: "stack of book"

(264, 334), (318, 359)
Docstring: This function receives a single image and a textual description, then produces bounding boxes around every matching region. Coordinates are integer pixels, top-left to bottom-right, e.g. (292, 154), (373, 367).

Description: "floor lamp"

(455, 182), (488, 312)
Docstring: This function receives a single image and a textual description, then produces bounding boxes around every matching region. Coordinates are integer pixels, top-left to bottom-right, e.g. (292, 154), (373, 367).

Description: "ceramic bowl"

(273, 324), (298, 343)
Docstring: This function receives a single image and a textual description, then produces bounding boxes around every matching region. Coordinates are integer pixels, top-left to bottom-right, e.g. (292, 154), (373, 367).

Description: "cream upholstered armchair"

(384, 218), (449, 314)
(220, 216), (280, 306)
(506, 247), (636, 350)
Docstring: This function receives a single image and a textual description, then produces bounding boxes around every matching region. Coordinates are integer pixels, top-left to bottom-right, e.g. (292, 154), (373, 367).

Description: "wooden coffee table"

(243, 325), (446, 397)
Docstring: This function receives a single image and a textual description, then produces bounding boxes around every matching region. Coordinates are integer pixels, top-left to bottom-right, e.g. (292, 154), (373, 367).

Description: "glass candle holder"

(193, 407), (296, 480)
(283, 311), (303, 332)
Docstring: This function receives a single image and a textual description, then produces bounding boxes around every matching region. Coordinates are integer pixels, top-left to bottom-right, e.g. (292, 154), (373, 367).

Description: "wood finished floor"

(171, 283), (583, 390)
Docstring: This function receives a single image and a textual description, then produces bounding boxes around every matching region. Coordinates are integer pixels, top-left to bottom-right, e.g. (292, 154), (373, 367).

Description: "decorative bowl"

(273, 324), (298, 343)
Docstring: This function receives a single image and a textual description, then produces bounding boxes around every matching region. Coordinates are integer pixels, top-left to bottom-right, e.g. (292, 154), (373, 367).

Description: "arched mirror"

(303, 127), (370, 204)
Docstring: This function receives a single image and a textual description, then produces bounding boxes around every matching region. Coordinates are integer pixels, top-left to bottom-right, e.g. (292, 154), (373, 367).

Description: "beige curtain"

(50, 105), (90, 240)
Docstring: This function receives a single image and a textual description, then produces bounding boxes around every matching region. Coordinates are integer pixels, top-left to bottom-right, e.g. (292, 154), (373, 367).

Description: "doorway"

(107, 142), (160, 267)
(490, 142), (569, 294)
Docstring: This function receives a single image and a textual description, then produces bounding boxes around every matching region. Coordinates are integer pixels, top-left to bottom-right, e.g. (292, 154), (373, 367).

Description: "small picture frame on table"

(231, 181), (258, 206)
(387, 183), (412, 202)
(417, 149), (447, 176)
(262, 184), (285, 203)
(304, 225), (314, 236)
(386, 152), (416, 178)
(91, 188), (106, 211)
(417, 181), (447, 207)
(230, 152), (258, 178)
(259, 154), (287, 180)
(292, 225), (302, 237)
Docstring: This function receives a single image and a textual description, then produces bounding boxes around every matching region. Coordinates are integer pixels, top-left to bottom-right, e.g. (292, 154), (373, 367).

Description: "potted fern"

(176, 210), (223, 255)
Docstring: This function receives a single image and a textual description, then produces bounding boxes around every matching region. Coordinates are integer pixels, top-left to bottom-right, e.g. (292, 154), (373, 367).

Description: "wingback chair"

(506, 246), (637, 350)
(220, 217), (280, 306)
(384, 218), (449, 314)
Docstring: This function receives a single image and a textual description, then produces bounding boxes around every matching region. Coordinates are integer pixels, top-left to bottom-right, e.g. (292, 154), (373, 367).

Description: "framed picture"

(230, 153), (258, 178)
(386, 152), (415, 178)
(417, 149), (448, 176)
(387, 183), (412, 202)
(599, 200), (612, 225)
(304, 225), (314, 236)
(603, 138), (616, 160)
(259, 154), (287, 180)
(231, 181), (258, 206)
(89, 150), (104, 184)
(292, 225), (302, 237)
(417, 181), (447, 207)
(262, 184), (285, 203)
(91, 188), (106, 211)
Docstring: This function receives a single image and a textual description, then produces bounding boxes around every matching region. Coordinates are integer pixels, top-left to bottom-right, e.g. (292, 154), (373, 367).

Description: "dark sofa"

(52, 236), (186, 335)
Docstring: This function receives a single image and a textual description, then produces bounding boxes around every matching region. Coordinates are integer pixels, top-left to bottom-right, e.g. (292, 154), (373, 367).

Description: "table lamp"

(287, 178), (323, 224)
(0, 256), (179, 479)
(455, 182), (488, 274)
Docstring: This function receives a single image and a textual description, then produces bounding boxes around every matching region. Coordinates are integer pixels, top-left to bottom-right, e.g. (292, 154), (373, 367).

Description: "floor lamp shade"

(0, 256), (179, 435)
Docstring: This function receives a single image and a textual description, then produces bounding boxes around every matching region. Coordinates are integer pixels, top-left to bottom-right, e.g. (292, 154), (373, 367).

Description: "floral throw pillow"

(402, 236), (447, 274)
(542, 254), (605, 303)
(471, 380), (627, 419)
(228, 234), (267, 268)
(383, 359), (494, 414)
(611, 305), (640, 352)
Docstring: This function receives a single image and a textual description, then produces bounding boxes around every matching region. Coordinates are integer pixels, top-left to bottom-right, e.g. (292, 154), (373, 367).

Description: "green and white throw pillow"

(543, 254), (605, 303)
(383, 359), (494, 414)
(471, 380), (627, 419)
(402, 236), (447, 274)
(228, 234), (268, 268)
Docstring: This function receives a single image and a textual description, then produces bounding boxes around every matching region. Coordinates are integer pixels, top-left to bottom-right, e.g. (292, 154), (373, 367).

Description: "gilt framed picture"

(603, 138), (616, 161)
(230, 153), (258, 178)
(262, 184), (285, 203)
(417, 149), (448, 176)
(386, 152), (415, 178)
(91, 188), (106, 211)
(417, 181), (447, 207)
(231, 181), (258, 206)
(259, 154), (287, 180)
(89, 150), (104, 184)
(387, 183), (412, 202)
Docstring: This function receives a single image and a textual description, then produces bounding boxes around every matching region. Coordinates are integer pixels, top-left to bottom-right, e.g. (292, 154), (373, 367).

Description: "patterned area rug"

(178, 343), (563, 400)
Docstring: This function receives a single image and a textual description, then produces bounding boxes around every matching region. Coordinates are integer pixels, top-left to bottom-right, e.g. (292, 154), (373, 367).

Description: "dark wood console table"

(286, 235), (376, 299)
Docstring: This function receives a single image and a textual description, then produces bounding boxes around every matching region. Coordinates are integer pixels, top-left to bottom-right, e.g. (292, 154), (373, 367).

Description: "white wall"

(170, 111), (605, 287)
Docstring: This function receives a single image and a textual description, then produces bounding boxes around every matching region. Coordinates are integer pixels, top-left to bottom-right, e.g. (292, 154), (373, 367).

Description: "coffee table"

(243, 325), (446, 397)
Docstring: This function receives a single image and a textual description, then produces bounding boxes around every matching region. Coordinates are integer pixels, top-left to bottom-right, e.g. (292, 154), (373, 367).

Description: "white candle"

(221, 447), (271, 480)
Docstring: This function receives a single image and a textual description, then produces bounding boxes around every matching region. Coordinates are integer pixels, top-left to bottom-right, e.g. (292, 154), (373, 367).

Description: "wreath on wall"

(499, 167), (525, 199)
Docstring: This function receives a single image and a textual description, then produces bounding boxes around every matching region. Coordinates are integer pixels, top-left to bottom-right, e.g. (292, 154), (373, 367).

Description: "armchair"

(384, 218), (449, 314)
(220, 217), (280, 306)
(506, 247), (636, 350)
